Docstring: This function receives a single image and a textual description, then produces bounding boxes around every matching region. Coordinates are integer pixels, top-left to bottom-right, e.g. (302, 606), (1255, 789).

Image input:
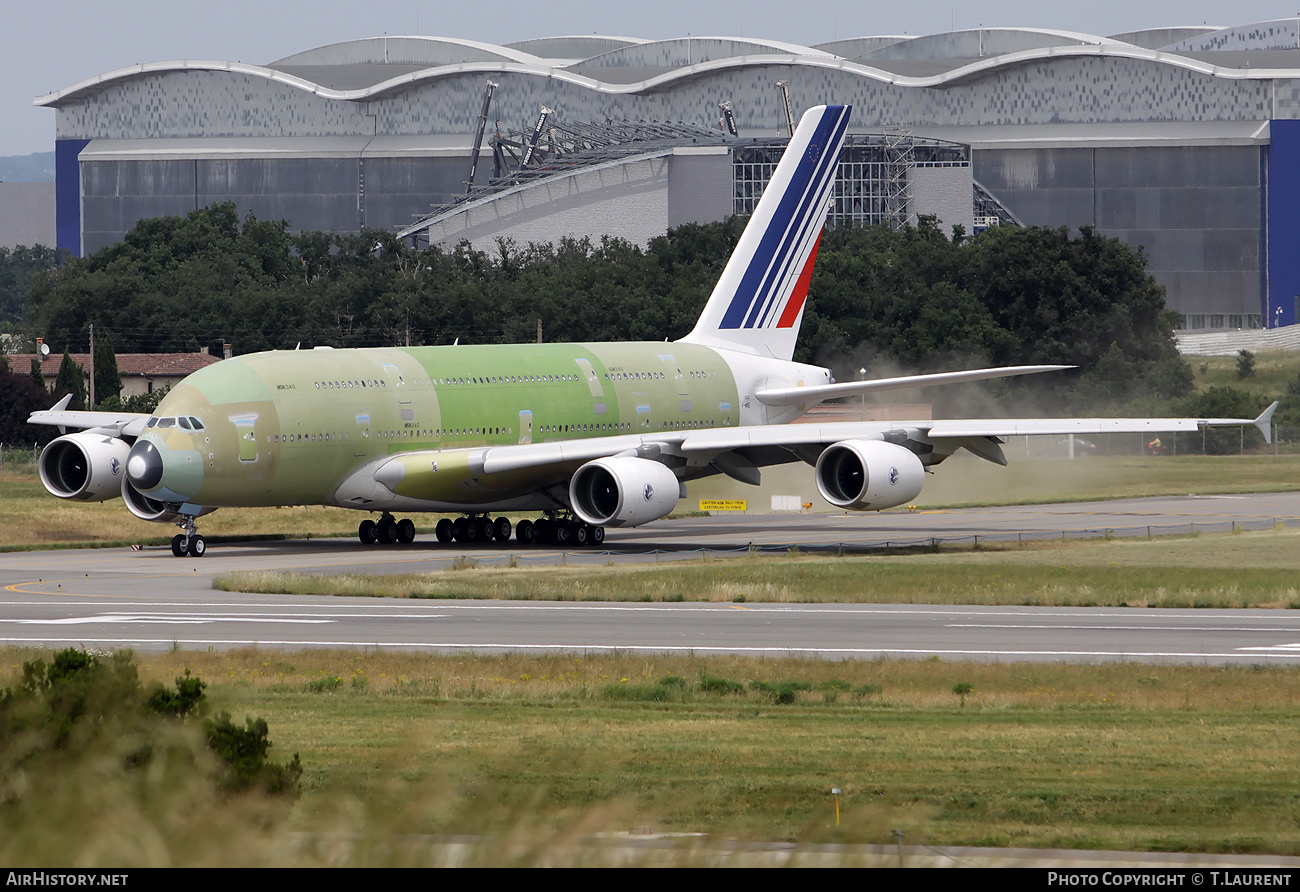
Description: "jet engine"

(120, 478), (215, 523)
(815, 440), (925, 511)
(570, 456), (682, 528)
(38, 432), (131, 502)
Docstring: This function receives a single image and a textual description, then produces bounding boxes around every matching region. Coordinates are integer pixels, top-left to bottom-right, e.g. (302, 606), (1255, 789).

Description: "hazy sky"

(3, 1), (1293, 156)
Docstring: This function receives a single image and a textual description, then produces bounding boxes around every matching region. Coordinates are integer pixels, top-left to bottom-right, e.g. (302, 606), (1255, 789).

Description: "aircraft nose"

(126, 439), (164, 491)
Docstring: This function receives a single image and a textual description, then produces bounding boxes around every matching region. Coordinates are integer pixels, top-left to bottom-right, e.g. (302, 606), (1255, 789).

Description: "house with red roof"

(7, 344), (225, 399)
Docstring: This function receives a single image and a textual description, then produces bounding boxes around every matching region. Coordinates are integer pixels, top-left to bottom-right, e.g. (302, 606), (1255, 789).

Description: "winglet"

(50, 393), (73, 412)
(1255, 401), (1279, 445)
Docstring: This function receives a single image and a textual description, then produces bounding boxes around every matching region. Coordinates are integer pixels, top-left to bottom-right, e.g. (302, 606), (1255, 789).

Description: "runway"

(2, 492), (1299, 664)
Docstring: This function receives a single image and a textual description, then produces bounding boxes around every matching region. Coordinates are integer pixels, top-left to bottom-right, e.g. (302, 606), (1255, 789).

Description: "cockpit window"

(146, 417), (158, 428)
(189, 417), (205, 431)
(178, 417), (192, 430)
(157, 417), (176, 429)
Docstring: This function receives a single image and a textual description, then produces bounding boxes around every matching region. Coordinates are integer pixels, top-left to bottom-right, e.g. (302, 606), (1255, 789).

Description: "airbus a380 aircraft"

(29, 105), (1276, 557)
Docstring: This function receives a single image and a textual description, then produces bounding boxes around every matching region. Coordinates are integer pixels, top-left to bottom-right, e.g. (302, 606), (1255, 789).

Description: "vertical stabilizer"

(679, 104), (851, 360)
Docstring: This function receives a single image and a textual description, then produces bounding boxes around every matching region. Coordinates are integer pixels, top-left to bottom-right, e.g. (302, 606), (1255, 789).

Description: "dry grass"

(216, 527), (1300, 608)
(4, 648), (1298, 861)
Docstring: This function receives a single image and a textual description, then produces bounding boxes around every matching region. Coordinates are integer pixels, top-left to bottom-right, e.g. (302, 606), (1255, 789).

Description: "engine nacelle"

(815, 439), (925, 511)
(120, 479), (216, 523)
(38, 433), (131, 502)
(570, 456), (682, 528)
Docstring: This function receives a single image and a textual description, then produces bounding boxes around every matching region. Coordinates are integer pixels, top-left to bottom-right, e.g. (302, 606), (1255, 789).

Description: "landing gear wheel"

(396, 518), (416, 544)
(493, 517), (512, 542)
(589, 525), (605, 546)
(573, 523), (589, 547)
(187, 535), (206, 557)
(171, 534), (187, 557)
(452, 517), (468, 541)
(359, 519), (377, 544)
(515, 519), (534, 545)
(553, 522), (571, 546)
(435, 518), (454, 544)
(378, 519), (399, 545)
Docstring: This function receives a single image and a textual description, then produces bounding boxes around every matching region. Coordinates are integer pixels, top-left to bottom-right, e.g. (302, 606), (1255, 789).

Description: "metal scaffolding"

(733, 134), (968, 230)
(400, 117), (732, 245)
(398, 114), (987, 246)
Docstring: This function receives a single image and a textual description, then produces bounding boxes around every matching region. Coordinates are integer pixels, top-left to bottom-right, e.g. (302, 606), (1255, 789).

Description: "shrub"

(602, 683), (670, 702)
(699, 676), (745, 696)
(0, 648), (300, 800)
(305, 675), (343, 693)
(750, 680), (812, 704)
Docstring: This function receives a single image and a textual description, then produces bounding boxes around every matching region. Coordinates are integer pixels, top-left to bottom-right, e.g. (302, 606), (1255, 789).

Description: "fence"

(0, 444), (40, 474)
(1007, 424), (1299, 459)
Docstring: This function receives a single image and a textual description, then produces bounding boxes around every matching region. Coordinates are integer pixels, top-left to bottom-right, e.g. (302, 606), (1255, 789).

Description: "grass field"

(1191, 350), (1300, 399)
(9, 450), (1300, 862)
(3, 648), (1296, 863)
(215, 526), (1300, 608)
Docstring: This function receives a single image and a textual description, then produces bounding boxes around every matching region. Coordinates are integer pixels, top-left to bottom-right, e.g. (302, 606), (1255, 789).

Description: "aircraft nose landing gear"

(170, 515), (206, 557)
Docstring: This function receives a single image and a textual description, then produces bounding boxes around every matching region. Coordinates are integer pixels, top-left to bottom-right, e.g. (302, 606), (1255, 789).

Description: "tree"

(53, 348), (86, 410)
(0, 369), (59, 447)
(93, 329), (122, 407)
(0, 244), (67, 325)
(19, 209), (1193, 416)
(1236, 349), (1255, 379)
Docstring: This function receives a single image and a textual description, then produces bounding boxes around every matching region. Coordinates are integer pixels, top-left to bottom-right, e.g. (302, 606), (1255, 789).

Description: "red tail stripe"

(776, 232), (822, 329)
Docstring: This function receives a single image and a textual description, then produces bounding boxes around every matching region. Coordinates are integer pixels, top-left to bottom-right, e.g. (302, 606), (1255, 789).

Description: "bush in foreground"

(0, 648), (301, 864)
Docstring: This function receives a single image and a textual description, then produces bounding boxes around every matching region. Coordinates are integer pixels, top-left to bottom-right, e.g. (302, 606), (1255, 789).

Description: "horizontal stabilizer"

(755, 365), (1072, 408)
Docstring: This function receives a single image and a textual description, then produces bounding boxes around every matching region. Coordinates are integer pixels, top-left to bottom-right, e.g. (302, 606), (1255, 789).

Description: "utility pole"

(536, 319), (542, 344)
(88, 323), (95, 409)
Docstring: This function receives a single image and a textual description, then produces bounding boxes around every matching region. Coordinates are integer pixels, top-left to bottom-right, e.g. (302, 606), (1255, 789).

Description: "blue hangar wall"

(1267, 119), (1300, 328)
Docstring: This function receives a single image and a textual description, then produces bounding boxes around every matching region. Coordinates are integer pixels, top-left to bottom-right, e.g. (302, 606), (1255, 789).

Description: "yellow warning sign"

(700, 499), (747, 512)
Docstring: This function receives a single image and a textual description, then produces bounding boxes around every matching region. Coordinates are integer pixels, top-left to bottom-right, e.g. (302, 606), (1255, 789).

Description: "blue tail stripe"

(749, 108), (849, 328)
(735, 108), (846, 329)
(721, 106), (849, 329)
(719, 107), (843, 328)
(750, 111), (849, 328)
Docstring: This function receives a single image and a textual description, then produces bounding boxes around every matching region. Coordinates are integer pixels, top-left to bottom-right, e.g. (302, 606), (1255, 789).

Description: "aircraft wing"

(27, 395), (152, 438)
(466, 402), (1279, 477)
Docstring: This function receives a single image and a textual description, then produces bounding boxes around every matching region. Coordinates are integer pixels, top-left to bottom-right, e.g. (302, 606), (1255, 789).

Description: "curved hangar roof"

(36, 21), (1300, 137)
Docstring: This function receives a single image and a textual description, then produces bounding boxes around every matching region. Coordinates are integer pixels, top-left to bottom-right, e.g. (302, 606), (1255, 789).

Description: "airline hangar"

(38, 19), (1300, 330)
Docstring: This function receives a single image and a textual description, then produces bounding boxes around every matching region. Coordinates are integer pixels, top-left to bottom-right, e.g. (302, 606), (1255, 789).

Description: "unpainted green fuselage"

(143, 341), (751, 510)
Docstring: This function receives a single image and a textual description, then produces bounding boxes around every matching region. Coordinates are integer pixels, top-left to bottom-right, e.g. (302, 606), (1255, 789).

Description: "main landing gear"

(356, 512), (606, 548)
(169, 516), (206, 558)
(358, 513), (416, 546)
(517, 513), (605, 547)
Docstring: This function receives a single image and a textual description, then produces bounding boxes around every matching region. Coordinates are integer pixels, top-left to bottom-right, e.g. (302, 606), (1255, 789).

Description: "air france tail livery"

(29, 106), (1276, 557)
